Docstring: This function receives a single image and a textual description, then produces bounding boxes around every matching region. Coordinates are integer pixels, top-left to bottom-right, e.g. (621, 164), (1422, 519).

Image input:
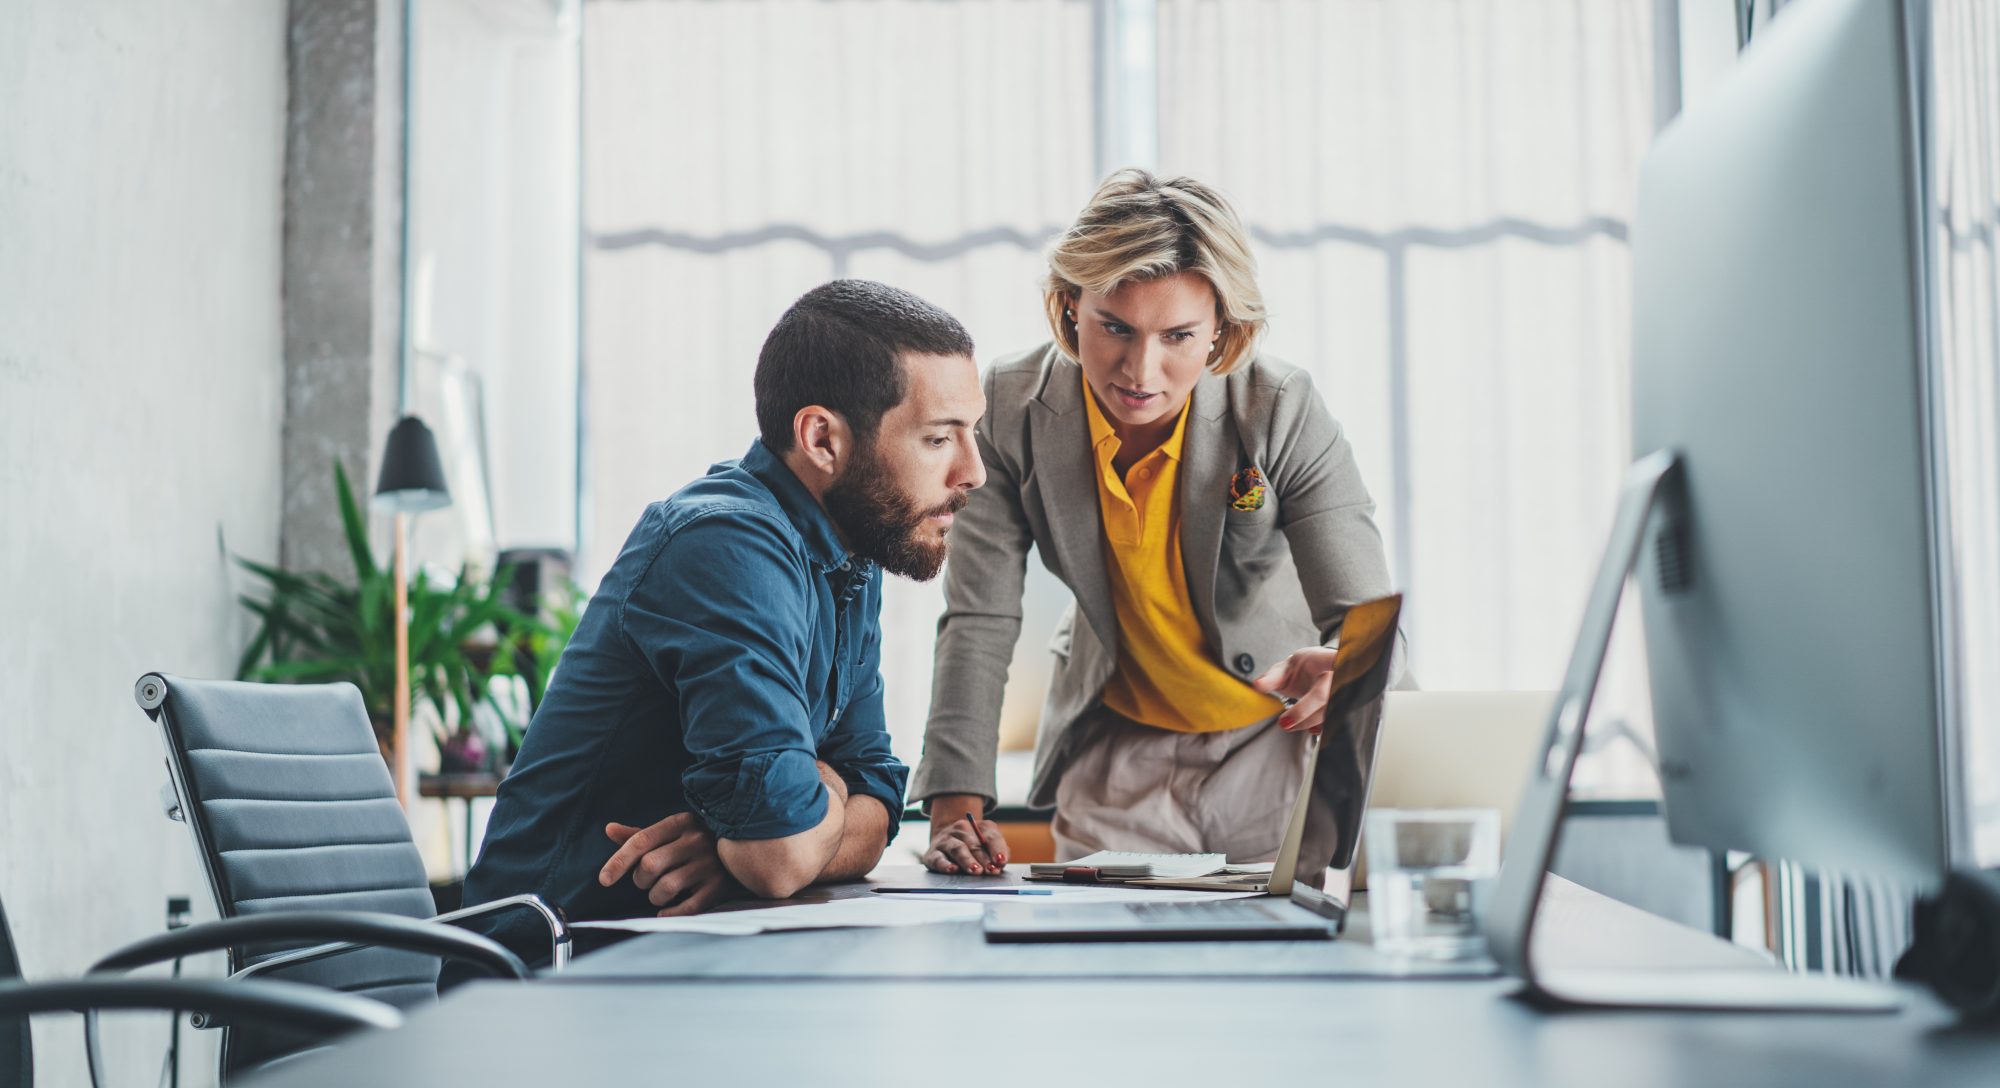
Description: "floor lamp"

(372, 415), (452, 808)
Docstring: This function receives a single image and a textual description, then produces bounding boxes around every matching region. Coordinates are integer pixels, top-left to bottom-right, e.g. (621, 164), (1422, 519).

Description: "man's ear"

(791, 405), (850, 478)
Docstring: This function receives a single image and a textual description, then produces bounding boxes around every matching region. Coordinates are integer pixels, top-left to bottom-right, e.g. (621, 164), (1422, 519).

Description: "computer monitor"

(1484, 0), (1954, 1010)
(1632, 0), (1949, 892)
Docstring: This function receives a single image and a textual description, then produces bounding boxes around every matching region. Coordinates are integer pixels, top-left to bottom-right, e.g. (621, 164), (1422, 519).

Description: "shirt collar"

(738, 438), (861, 575)
(1080, 370), (1193, 467)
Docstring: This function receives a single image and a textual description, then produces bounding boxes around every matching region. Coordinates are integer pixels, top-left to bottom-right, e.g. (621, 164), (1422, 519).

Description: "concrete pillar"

(281, 0), (405, 575)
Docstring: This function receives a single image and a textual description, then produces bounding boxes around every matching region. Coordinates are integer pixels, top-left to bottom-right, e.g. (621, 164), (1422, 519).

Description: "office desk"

(245, 868), (2000, 1087)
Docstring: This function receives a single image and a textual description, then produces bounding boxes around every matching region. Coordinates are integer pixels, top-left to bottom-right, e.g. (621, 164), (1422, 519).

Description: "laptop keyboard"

(1124, 900), (1284, 923)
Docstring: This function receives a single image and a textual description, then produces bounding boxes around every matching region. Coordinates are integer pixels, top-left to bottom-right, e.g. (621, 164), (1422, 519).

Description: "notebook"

(1028, 851), (1226, 881)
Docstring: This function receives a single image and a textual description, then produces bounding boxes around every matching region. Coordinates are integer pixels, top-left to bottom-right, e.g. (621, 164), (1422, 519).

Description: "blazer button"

(1234, 653), (1255, 675)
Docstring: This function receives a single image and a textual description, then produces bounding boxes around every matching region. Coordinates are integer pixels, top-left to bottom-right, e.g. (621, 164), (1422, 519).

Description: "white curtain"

(408, 0), (581, 570)
(582, 0), (1094, 770)
(1156, 0), (1658, 787)
(1930, 0), (2000, 867)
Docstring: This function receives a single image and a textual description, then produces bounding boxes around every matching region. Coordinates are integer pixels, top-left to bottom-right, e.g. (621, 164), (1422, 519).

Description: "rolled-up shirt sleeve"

(618, 509), (830, 841)
(816, 616), (908, 845)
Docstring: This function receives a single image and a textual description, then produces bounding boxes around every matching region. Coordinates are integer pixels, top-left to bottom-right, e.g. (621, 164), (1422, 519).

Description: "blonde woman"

(913, 170), (1405, 884)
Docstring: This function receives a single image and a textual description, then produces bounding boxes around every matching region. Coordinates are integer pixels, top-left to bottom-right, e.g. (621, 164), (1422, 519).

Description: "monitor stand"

(1481, 450), (1901, 1012)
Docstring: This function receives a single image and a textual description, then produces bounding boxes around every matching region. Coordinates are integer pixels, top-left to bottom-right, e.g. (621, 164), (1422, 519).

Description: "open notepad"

(1027, 851), (1227, 881)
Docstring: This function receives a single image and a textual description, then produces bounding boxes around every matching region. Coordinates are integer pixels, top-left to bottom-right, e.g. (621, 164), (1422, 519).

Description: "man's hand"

(922, 794), (1009, 875)
(600, 813), (741, 916)
(1252, 643), (1342, 736)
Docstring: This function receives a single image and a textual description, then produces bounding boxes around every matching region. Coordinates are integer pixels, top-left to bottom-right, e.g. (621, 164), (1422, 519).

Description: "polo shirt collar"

(1081, 370), (1193, 466)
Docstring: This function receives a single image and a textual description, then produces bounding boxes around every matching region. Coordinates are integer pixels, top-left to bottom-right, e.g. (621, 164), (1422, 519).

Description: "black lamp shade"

(372, 416), (452, 514)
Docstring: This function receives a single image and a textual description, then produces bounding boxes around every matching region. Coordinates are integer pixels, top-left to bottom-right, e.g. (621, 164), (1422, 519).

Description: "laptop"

(982, 594), (1403, 943)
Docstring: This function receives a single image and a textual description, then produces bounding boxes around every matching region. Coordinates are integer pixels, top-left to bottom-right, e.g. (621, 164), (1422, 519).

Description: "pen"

(959, 811), (1002, 873)
(872, 887), (1052, 896)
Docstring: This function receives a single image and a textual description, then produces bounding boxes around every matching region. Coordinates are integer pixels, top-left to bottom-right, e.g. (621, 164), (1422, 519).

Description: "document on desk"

(1028, 851), (1228, 880)
(570, 887), (1268, 936)
(570, 898), (986, 936)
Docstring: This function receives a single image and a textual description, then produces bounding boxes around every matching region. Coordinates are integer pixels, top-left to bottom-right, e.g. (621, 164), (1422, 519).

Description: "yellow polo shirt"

(1083, 375), (1283, 733)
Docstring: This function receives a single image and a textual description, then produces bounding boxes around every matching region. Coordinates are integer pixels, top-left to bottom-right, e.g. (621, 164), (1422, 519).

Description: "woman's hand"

(922, 794), (1010, 875)
(1252, 643), (1343, 736)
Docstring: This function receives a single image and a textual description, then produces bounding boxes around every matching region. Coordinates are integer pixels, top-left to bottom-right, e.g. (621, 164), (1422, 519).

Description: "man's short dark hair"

(755, 279), (975, 452)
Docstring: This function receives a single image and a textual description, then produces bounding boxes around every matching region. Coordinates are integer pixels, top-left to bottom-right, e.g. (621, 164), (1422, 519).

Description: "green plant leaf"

(235, 623), (272, 681)
(334, 461), (380, 584)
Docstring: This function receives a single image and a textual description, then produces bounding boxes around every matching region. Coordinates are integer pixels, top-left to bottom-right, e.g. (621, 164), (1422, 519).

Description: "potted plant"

(233, 462), (540, 772)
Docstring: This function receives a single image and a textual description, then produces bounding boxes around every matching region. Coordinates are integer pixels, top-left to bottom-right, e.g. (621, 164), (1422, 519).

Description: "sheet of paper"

(570, 897), (984, 936)
(879, 886), (1264, 905)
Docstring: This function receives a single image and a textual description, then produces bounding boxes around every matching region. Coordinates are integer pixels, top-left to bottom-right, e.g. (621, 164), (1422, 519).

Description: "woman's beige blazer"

(912, 343), (1404, 844)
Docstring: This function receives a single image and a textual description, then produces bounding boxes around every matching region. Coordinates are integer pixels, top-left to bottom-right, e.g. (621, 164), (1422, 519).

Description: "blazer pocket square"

(1228, 466), (1268, 511)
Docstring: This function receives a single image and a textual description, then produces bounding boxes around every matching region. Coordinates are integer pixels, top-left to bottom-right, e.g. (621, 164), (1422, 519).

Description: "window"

(1929, 0), (2000, 866)
(580, 0), (1659, 792)
(407, 0), (582, 568)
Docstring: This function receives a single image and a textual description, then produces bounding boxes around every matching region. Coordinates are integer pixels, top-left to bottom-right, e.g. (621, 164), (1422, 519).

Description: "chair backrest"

(0, 894), (33, 1087)
(136, 674), (440, 1074)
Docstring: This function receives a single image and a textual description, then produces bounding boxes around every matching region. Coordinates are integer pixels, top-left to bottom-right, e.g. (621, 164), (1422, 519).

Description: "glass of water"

(1364, 808), (1501, 960)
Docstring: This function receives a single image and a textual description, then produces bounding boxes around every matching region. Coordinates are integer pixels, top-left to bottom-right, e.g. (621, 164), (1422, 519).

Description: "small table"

(417, 772), (500, 876)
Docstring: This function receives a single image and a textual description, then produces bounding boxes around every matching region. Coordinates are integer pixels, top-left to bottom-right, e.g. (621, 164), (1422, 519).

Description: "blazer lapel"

(1029, 351), (1120, 659)
(1179, 371), (1234, 656)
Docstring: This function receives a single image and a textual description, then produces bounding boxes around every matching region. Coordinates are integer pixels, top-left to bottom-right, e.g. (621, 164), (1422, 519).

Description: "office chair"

(80, 909), (526, 1083)
(133, 673), (569, 1078)
(0, 887), (406, 1087)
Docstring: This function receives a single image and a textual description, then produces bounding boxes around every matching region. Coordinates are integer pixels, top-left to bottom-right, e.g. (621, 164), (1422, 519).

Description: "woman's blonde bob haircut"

(1044, 169), (1267, 376)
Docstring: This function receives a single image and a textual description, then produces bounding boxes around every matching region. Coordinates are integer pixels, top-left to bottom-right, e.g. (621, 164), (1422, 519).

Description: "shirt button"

(1234, 653), (1255, 675)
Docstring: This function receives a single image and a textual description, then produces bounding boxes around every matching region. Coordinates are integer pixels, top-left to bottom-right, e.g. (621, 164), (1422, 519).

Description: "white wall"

(0, 1), (288, 1083)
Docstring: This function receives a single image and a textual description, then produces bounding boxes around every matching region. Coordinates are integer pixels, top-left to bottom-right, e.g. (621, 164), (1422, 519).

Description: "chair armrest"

(89, 911), (529, 981)
(15, 972), (404, 1088)
(432, 893), (572, 970)
(7, 975), (404, 1088)
(0, 977), (403, 1032)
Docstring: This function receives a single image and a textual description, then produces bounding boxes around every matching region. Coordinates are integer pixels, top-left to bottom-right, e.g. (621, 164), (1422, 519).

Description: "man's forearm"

(816, 793), (892, 883)
(716, 763), (848, 899)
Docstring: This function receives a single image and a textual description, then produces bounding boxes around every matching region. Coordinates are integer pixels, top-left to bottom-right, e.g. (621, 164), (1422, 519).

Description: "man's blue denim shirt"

(462, 439), (907, 940)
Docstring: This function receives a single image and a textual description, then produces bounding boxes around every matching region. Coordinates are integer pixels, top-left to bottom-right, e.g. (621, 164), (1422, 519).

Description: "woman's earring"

(1065, 309), (1075, 323)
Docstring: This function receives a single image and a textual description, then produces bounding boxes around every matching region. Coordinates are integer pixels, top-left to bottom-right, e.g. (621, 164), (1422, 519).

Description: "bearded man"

(458, 280), (985, 959)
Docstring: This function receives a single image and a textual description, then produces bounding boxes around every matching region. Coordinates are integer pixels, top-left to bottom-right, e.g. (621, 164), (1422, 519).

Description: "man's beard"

(823, 442), (968, 582)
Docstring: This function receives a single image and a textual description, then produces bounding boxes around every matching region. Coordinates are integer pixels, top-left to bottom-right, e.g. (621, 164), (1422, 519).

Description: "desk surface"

(560, 866), (1759, 981)
(246, 867), (2000, 1088)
